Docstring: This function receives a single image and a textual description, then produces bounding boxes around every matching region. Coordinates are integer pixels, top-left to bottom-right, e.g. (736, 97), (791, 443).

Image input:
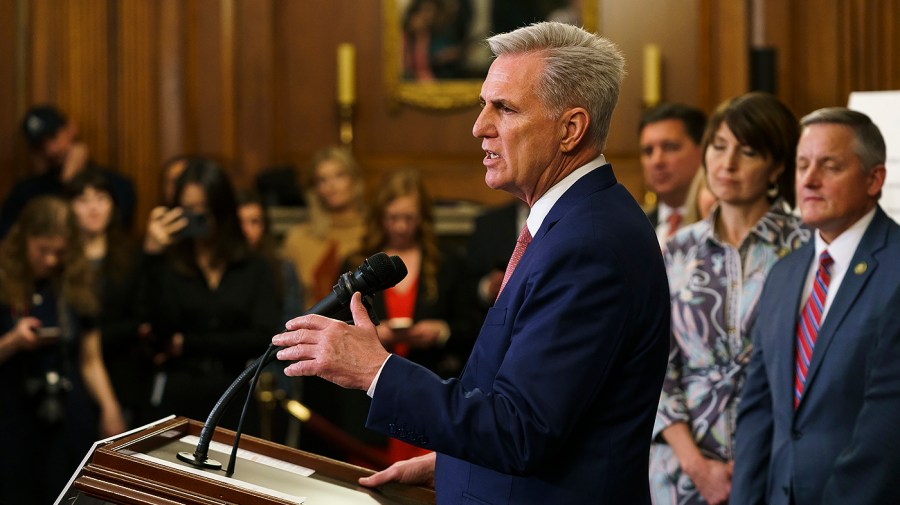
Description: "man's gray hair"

(487, 22), (625, 150)
(800, 107), (886, 172)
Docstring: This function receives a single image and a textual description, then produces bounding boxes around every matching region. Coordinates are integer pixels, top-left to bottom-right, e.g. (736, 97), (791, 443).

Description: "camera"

(175, 209), (210, 239)
(24, 370), (72, 425)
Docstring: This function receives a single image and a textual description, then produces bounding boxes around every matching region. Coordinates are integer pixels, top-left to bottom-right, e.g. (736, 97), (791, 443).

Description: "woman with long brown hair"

(0, 196), (125, 504)
(352, 169), (475, 378)
(140, 158), (280, 429)
(317, 169), (474, 464)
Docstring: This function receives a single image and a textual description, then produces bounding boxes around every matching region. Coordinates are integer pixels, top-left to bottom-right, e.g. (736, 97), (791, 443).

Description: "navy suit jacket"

(821, 285), (900, 505)
(366, 166), (670, 504)
(732, 207), (900, 505)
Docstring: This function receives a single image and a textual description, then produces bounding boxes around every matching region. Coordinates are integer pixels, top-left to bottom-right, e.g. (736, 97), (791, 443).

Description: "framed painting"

(383, 0), (599, 109)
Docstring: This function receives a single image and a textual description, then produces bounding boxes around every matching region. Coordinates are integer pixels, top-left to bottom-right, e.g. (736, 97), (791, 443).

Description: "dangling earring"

(767, 181), (779, 199)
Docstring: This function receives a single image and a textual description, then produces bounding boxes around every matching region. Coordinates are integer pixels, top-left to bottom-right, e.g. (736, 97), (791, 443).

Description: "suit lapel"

(800, 209), (888, 407)
(496, 165), (615, 304)
(535, 164), (617, 242)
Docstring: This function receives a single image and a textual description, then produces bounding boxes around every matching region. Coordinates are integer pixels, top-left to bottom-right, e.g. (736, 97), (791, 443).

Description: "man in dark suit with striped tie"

(732, 107), (900, 505)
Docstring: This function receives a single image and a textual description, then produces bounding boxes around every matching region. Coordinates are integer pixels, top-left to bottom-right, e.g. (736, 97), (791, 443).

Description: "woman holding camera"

(140, 158), (279, 429)
(0, 196), (125, 504)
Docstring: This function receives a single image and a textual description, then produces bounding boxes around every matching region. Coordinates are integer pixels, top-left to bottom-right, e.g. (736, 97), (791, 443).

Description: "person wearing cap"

(0, 104), (136, 239)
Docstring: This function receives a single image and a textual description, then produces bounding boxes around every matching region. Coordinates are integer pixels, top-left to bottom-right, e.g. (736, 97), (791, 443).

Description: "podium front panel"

(60, 417), (435, 505)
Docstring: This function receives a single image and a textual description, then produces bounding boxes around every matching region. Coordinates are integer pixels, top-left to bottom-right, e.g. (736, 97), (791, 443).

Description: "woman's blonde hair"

(0, 196), (97, 316)
(304, 146), (367, 238)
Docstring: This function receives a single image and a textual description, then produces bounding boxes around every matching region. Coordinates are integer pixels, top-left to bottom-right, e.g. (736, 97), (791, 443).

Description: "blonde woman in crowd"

(281, 146), (367, 306)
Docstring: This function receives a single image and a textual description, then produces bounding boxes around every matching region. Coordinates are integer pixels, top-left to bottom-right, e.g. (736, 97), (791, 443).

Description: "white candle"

(337, 43), (356, 105)
(643, 44), (661, 107)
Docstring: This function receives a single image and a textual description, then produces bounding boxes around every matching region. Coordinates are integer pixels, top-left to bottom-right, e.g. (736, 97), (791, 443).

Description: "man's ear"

(867, 164), (887, 198)
(559, 107), (589, 153)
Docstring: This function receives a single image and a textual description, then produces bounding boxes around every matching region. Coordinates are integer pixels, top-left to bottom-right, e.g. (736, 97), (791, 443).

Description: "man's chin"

(484, 173), (503, 190)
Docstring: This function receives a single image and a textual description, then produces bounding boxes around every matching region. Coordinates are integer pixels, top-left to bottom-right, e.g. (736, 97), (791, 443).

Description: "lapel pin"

(854, 262), (867, 275)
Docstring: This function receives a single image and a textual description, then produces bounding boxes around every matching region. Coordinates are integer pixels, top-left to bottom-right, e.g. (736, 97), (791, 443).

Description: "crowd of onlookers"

(0, 104), (487, 503)
(1, 92), (896, 504)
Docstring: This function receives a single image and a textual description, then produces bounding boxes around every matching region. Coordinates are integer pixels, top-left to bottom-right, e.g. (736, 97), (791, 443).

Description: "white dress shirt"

(800, 207), (877, 321)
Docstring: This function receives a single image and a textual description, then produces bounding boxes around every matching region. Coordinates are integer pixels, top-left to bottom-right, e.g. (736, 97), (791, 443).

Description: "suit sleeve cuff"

(367, 354), (392, 398)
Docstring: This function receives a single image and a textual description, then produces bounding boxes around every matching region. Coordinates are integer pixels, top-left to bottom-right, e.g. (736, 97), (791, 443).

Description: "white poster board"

(848, 90), (900, 222)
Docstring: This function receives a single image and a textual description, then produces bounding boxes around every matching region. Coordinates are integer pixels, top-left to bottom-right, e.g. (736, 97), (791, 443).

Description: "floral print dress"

(649, 201), (810, 505)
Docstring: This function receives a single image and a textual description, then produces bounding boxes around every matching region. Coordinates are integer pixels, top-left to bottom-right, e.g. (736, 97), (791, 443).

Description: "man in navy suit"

(273, 22), (670, 504)
(732, 107), (899, 505)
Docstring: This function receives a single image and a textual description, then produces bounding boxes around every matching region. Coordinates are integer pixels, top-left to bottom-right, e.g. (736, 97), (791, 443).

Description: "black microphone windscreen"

(388, 255), (408, 284)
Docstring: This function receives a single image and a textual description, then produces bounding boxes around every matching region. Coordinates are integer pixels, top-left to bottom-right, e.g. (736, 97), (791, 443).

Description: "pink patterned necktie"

(497, 225), (532, 300)
(794, 250), (834, 409)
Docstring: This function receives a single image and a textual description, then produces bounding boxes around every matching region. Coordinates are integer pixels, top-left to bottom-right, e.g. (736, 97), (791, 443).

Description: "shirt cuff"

(366, 354), (392, 398)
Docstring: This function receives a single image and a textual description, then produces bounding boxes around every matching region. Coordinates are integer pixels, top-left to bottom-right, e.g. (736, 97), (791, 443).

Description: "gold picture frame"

(383, 0), (599, 110)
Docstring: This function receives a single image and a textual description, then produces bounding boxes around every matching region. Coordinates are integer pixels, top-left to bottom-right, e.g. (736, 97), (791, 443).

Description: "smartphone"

(176, 210), (210, 239)
(387, 317), (413, 330)
(36, 326), (62, 339)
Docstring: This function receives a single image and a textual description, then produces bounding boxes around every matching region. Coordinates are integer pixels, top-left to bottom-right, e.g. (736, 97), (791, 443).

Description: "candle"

(337, 43), (356, 105)
(643, 44), (661, 107)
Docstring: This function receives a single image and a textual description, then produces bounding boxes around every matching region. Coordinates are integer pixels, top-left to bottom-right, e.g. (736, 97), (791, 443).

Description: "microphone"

(307, 252), (408, 317)
(177, 252), (407, 471)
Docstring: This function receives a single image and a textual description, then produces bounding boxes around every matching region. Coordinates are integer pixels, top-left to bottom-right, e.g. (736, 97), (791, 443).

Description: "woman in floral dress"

(650, 92), (811, 505)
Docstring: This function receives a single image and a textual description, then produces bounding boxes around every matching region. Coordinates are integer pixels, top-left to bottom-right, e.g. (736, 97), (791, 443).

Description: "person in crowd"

(0, 196), (125, 504)
(353, 169), (475, 379)
(0, 105), (136, 239)
(281, 146), (367, 307)
(272, 22), (670, 504)
(466, 199), (527, 309)
(237, 190), (305, 324)
(237, 189), (305, 446)
(639, 103), (707, 246)
(650, 92), (810, 505)
(300, 170), (476, 464)
(350, 169), (475, 461)
(140, 158), (279, 430)
(65, 169), (149, 428)
(732, 107), (900, 505)
(159, 154), (196, 207)
(821, 285), (900, 505)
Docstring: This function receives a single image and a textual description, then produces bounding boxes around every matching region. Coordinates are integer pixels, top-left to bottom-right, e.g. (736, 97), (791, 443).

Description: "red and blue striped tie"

(794, 251), (834, 409)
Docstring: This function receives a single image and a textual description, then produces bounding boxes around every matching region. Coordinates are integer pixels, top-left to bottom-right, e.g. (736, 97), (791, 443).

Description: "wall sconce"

(336, 43), (356, 146)
(643, 44), (661, 109)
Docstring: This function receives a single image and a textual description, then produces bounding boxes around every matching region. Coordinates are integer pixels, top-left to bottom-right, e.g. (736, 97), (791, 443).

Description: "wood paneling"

(115, 0), (160, 223)
(698, 0), (749, 111)
(2, 0), (899, 234)
(755, 0), (900, 117)
(0, 0), (24, 199)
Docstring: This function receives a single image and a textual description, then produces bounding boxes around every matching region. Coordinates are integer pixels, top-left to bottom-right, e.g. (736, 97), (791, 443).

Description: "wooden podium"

(57, 416), (435, 504)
